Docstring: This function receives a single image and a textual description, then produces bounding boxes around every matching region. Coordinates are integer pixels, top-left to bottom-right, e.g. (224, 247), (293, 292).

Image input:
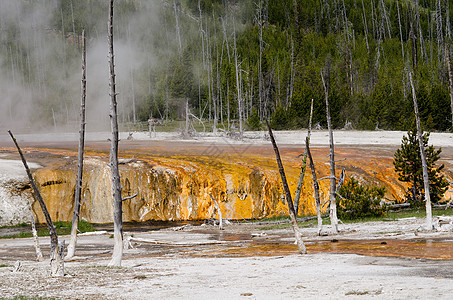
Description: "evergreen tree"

(338, 178), (386, 220)
(393, 129), (448, 207)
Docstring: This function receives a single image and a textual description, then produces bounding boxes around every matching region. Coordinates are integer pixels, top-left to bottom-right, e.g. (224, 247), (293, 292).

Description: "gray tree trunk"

(396, 0), (404, 59)
(185, 99), (190, 137)
(257, 0), (264, 121)
(232, 12), (243, 136)
(361, 0), (369, 53)
(321, 71), (339, 233)
(266, 121), (306, 254)
(306, 138), (323, 234)
(409, 72), (433, 230)
(294, 98), (314, 215)
(30, 207), (43, 262)
(66, 29), (87, 260)
(107, 0), (124, 267)
(174, 0), (182, 56)
(8, 130), (63, 276)
(446, 45), (453, 129)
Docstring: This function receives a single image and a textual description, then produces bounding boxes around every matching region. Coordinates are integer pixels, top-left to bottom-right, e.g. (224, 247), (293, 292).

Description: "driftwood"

(107, 0), (124, 267)
(266, 120), (306, 254)
(118, 156), (136, 165)
(122, 193), (138, 202)
(409, 72), (433, 230)
(8, 130), (63, 276)
(209, 194), (223, 230)
(67, 29), (87, 260)
(387, 203), (411, 209)
(241, 215), (328, 226)
(129, 237), (227, 246)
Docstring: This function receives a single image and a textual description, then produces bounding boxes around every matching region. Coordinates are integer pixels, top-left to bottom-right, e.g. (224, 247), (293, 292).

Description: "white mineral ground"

(1, 130), (453, 299)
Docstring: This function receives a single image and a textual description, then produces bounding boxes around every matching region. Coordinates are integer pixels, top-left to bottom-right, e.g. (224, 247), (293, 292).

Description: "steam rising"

(0, 0), (167, 133)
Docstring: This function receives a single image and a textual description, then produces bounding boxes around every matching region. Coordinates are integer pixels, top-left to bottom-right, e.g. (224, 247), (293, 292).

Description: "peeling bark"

(107, 0), (124, 267)
(67, 29), (87, 260)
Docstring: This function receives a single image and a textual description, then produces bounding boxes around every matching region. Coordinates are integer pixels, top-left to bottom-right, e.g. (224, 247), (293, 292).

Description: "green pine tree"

(393, 129), (449, 207)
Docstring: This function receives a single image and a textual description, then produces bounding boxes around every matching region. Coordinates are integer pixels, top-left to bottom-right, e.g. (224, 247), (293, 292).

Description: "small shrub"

(338, 178), (386, 220)
(78, 219), (95, 233)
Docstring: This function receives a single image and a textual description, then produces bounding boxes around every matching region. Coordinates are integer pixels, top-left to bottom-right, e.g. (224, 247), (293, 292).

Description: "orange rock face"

(16, 140), (451, 223)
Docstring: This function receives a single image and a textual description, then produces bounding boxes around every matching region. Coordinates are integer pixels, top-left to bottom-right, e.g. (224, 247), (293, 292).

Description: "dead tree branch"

(266, 120), (306, 254)
(122, 193), (138, 202)
(306, 137), (323, 234)
(8, 130), (63, 276)
(67, 28), (87, 260)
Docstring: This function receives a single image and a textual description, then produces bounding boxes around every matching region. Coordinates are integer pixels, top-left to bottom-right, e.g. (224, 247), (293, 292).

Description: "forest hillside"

(1, 0), (452, 132)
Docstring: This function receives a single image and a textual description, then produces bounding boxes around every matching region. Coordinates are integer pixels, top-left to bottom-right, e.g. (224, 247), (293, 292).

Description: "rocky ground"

(1, 218), (453, 299)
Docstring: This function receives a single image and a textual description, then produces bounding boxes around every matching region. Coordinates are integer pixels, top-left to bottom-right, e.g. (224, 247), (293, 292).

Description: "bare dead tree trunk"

(257, 0), (264, 121)
(436, 0), (444, 66)
(411, 22), (417, 69)
(8, 130), (63, 276)
(306, 137), (322, 234)
(321, 71), (338, 234)
(108, 0), (124, 267)
(379, 0), (391, 39)
(130, 67), (136, 125)
(288, 36), (295, 104)
(185, 99), (190, 137)
(415, 0), (428, 66)
(66, 29), (87, 260)
(232, 12), (243, 136)
(174, 0), (182, 56)
(361, 0), (369, 54)
(409, 72), (433, 230)
(397, 0), (404, 60)
(198, 0), (205, 68)
(266, 121), (306, 254)
(446, 45), (453, 129)
(30, 205), (43, 262)
(70, 0), (77, 49)
(294, 98), (314, 215)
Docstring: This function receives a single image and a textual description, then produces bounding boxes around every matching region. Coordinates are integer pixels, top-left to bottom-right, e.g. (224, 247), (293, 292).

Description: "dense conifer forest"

(1, 0), (453, 132)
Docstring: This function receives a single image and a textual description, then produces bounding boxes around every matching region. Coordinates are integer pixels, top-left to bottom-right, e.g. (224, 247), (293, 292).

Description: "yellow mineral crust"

(6, 142), (450, 223)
